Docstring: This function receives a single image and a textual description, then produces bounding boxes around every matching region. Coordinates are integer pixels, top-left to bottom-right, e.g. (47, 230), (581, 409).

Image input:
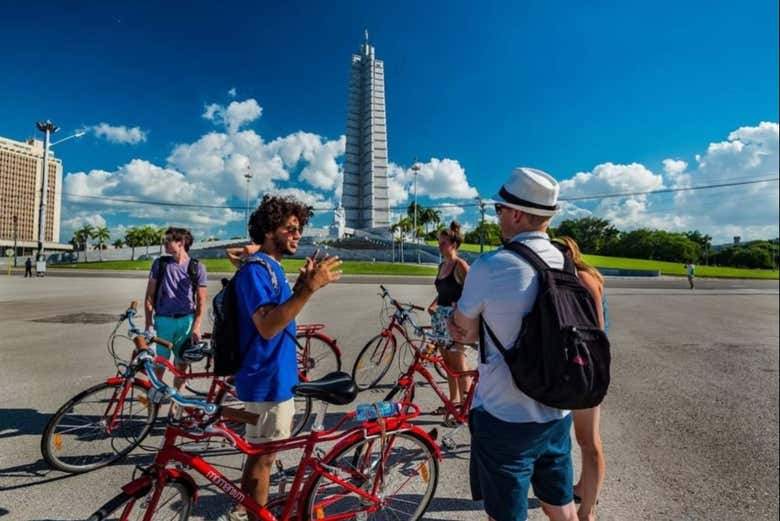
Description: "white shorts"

(244, 398), (295, 444)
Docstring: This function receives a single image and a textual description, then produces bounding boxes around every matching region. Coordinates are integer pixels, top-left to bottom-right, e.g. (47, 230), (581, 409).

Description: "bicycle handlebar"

(379, 286), (425, 313)
(133, 335), (259, 425)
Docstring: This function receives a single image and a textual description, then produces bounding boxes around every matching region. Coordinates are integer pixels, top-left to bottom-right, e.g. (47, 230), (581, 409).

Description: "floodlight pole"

(36, 120), (59, 261)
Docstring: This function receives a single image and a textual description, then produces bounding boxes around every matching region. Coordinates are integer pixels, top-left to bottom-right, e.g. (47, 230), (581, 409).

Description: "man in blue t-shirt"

(222, 195), (342, 521)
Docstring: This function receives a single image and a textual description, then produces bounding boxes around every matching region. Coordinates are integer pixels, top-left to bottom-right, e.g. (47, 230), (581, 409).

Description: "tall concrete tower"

(342, 31), (390, 230)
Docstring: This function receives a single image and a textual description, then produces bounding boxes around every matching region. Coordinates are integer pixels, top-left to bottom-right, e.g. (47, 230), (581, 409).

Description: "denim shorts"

(469, 407), (573, 521)
(430, 306), (453, 345)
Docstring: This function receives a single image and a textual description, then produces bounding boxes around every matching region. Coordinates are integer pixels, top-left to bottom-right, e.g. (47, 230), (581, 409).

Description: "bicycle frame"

(393, 346), (479, 425)
(119, 403), (439, 521)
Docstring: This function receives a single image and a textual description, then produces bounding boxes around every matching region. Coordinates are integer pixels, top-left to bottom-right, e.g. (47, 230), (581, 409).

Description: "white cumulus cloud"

(202, 99), (263, 133)
(92, 123), (147, 144)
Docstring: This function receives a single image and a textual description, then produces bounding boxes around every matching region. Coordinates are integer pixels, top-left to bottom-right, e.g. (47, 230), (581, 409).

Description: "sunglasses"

(494, 203), (507, 215)
(283, 225), (303, 235)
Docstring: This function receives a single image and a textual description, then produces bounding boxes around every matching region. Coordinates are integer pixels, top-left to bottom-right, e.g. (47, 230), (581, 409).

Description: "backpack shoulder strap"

(243, 256), (280, 295)
(187, 258), (202, 304)
(550, 241), (577, 275)
(507, 240), (575, 275)
(478, 315), (508, 365)
(153, 256), (174, 307)
(504, 241), (549, 273)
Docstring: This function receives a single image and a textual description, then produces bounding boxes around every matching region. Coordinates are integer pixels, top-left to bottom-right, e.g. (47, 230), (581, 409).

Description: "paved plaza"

(0, 275), (777, 520)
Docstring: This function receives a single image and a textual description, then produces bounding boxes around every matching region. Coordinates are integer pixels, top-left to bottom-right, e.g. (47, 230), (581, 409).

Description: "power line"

(559, 177), (780, 202)
(55, 176), (779, 212)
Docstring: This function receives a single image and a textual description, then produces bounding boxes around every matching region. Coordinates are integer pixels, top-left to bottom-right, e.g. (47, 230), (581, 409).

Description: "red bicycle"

(87, 334), (441, 521)
(351, 285), (448, 390)
(41, 302), (341, 474)
(383, 321), (479, 451)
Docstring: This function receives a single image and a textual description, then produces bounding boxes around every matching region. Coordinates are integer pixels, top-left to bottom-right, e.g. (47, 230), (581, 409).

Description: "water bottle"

(355, 401), (401, 421)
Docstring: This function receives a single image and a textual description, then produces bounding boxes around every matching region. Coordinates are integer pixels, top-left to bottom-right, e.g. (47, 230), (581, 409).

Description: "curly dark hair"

(248, 194), (314, 244)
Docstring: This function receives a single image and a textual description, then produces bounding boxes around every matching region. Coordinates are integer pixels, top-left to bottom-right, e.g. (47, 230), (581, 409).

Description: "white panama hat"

(492, 167), (560, 217)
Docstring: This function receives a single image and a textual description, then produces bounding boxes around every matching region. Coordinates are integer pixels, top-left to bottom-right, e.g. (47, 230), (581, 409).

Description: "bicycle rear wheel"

(302, 430), (439, 521)
(297, 332), (342, 382)
(86, 478), (193, 520)
(41, 380), (158, 473)
(352, 334), (397, 391)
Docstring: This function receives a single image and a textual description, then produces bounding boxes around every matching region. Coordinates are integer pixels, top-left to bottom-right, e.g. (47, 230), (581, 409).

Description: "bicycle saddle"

(292, 371), (358, 405)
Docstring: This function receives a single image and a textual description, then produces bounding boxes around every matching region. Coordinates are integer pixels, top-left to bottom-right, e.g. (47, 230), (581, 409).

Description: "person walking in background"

(24, 257), (33, 278)
(685, 262), (696, 289)
(449, 167), (577, 521)
(426, 221), (471, 413)
(143, 227), (208, 392)
(555, 236), (608, 521)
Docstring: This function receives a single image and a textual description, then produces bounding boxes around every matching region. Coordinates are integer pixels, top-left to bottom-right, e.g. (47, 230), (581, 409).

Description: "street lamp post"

(35, 121), (85, 262)
(411, 162), (421, 264)
(35, 120), (59, 262)
(476, 197), (486, 253)
(243, 167), (253, 238)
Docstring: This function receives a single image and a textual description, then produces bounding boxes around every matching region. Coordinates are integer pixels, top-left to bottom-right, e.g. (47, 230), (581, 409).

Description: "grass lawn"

(51, 259), (439, 276)
(426, 241), (778, 279)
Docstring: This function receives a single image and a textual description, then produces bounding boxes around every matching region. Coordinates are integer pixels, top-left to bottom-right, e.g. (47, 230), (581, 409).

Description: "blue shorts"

(469, 407), (573, 521)
(154, 314), (194, 365)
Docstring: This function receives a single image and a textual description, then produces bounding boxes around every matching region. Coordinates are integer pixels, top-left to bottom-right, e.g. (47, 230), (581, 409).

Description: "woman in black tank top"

(426, 221), (472, 412)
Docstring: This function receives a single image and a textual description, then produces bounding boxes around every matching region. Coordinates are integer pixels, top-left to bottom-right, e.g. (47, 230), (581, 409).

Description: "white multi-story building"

(0, 135), (71, 257)
(341, 32), (391, 231)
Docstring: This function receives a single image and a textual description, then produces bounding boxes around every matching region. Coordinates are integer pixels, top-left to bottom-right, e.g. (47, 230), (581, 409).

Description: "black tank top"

(435, 262), (463, 306)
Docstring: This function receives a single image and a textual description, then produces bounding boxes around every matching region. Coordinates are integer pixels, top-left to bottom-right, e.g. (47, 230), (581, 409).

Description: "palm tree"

(93, 226), (110, 261)
(75, 224), (95, 262)
(125, 227), (142, 261)
(153, 226), (166, 255)
(140, 225), (157, 255)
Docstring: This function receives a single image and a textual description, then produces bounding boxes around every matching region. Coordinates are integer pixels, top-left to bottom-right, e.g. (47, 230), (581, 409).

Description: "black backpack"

(211, 256), (279, 377)
(154, 256), (202, 307)
(479, 241), (611, 410)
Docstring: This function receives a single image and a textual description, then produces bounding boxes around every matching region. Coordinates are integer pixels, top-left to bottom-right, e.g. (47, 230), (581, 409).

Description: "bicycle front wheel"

(302, 430), (439, 521)
(298, 332), (342, 382)
(352, 334), (397, 391)
(86, 478), (193, 521)
(41, 380), (158, 473)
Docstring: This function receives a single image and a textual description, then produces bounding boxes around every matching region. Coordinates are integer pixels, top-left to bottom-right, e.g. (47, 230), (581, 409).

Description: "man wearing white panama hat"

(449, 167), (577, 521)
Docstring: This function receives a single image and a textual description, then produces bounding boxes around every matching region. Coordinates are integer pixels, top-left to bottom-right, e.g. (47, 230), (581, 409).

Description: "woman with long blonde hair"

(555, 236), (607, 521)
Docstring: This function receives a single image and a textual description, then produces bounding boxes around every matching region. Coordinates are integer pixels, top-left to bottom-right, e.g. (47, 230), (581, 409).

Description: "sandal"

(433, 402), (462, 415)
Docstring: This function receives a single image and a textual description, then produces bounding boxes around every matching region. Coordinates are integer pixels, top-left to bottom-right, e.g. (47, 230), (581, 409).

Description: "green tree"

(112, 239), (124, 249)
(74, 224), (95, 262)
(684, 230), (713, 264)
(555, 217), (619, 254)
(124, 227), (143, 261)
(93, 226), (111, 261)
(464, 221), (501, 246)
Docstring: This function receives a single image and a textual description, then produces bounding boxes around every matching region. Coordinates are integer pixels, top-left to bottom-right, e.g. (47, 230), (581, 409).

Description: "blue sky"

(2, 0), (778, 244)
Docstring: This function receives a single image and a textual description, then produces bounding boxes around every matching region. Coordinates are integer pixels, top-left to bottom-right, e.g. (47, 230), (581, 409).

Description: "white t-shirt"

(457, 231), (570, 423)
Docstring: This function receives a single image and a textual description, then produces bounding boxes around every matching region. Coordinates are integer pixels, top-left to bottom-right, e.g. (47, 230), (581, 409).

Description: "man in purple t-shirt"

(144, 227), (208, 390)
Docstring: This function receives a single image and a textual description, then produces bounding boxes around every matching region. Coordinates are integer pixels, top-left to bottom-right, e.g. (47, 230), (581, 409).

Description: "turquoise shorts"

(154, 314), (194, 364)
